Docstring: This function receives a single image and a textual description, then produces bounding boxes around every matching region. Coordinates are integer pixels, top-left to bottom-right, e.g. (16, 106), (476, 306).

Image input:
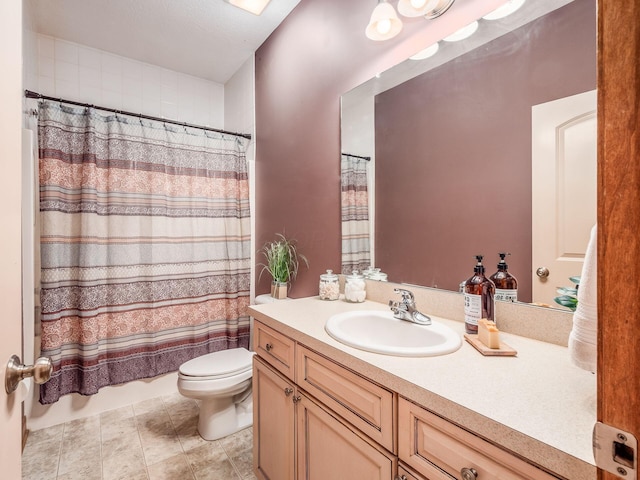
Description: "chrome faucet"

(388, 288), (431, 325)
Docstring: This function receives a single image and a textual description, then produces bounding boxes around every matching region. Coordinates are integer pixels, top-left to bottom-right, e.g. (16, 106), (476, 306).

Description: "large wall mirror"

(341, 0), (596, 308)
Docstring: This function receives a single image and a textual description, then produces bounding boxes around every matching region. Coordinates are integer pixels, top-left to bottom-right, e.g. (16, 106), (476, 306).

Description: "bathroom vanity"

(249, 294), (596, 480)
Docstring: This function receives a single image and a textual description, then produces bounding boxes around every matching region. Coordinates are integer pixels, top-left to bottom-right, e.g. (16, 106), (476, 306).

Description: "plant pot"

(271, 281), (288, 299)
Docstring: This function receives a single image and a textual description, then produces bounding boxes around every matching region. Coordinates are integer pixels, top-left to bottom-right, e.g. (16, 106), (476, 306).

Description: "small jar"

(319, 270), (340, 300)
(344, 271), (366, 303)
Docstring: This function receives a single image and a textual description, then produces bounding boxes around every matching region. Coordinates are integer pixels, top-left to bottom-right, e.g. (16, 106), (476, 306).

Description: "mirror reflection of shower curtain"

(37, 100), (251, 404)
(341, 154), (371, 274)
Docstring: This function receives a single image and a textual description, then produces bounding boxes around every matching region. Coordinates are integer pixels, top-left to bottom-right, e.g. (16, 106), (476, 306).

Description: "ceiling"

(28, 0), (302, 84)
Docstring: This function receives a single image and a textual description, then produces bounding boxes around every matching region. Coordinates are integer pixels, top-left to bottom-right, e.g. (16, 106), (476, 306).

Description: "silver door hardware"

(536, 267), (550, 278)
(593, 422), (637, 478)
(5, 355), (53, 394)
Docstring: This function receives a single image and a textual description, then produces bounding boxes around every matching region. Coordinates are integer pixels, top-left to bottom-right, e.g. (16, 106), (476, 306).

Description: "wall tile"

(56, 79), (79, 100)
(161, 83), (178, 104)
(38, 35), (54, 59)
(78, 85), (102, 105)
(122, 94), (143, 113)
(78, 46), (101, 70)
(101, 53), (122, 77)
(79, 66), (101, 88)
(142, 96), (162, 118)
(102, 90), (122, 110)
(161, 101), (178, 121)
(121, 58), (143, 80)
(35, 34), (229, 131)
(102, 71), (122, 93)
(38, 75), (55, 96)
(38, 55), (54, 78)
(54, 39), (78, 65)
(55, 60), (78, 83)
(123, 75), (143, 98)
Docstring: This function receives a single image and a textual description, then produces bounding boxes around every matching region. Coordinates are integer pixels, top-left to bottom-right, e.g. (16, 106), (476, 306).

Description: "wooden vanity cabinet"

(253, 319), (562, 480)
(253, 320), (396, 480)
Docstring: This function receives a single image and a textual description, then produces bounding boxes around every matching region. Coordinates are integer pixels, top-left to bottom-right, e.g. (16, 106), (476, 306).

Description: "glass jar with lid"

(344, 270), (366, 303)
(319, 269), (340, 300)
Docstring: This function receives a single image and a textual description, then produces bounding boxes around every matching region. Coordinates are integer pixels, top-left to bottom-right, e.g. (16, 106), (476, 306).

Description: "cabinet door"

(253, 357), (295, 480)
(297, 392), (396, 480)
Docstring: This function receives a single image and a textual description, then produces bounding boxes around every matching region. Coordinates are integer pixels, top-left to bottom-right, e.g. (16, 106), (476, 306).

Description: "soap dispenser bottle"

(490, 253), (518, 303)
(463, 255), (495, 334)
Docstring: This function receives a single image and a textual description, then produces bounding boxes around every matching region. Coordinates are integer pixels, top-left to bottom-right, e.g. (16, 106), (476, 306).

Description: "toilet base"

(197, 392), (253, 441)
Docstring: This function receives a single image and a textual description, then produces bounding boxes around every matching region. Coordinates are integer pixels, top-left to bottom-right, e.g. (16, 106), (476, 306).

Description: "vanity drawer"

(296, 345), (395, 453)
(254, 320), (295, 380)
(398, 398), (559, 480)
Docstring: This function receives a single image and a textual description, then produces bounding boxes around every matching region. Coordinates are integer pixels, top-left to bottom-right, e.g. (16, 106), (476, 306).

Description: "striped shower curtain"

(38, 101), (251, 404)
(341, 154), (371, 274)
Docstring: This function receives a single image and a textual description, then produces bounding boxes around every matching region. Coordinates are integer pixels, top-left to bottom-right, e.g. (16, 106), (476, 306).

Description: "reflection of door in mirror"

(532, 90), (596, 306)
(341, 0), (596, 307)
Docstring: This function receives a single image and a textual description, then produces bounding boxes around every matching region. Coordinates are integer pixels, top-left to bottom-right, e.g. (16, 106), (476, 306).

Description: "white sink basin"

(325, 310), (462, 357)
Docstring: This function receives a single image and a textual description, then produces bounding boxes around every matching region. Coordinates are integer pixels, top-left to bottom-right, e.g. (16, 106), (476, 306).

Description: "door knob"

(536, 267), (550, 278)
(5, 355), (53, 394)
(461, 467), (478, 480)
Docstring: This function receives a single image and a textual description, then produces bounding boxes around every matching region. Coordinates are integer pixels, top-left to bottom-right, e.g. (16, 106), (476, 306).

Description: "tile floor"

(22, 393), (256, 480)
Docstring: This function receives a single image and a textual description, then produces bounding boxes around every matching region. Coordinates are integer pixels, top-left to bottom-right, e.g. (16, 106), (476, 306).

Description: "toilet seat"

(179, 347), (254, 379)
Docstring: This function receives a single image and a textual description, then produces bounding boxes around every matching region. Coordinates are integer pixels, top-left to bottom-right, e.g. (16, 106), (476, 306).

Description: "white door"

(532, 90), (597, 306)
(0, 1), (26, 478)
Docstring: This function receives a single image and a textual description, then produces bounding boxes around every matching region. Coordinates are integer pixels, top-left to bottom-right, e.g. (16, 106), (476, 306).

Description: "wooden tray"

(464, 334), (517, 356)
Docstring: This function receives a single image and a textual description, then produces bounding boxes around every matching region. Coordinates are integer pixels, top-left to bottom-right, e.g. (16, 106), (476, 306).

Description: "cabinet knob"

(284, 387), (293, 396)
(292, 395), (302, 403)
(461, 467), (478, 480)
(394, 476), (408, 480)
(265, 343), (273, 351)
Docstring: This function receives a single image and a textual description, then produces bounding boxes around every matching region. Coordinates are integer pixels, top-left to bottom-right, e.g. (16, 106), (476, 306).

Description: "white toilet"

(177, 347), (255, 441)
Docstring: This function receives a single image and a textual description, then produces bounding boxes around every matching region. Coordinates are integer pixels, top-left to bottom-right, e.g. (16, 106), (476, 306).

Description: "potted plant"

(554, 276), (580, 311)
(258, 233), (309, 299)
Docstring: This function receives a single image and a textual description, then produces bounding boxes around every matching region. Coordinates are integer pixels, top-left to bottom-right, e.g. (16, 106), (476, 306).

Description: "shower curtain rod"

(342, 152), (370, 161)
(25, 89), (252, 140)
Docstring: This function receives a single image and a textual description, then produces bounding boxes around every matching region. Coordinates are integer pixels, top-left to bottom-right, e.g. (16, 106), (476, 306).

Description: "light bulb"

(365, 1), (403, 41)
(411, 0), (427, 8)
(376, 18), (392, 35)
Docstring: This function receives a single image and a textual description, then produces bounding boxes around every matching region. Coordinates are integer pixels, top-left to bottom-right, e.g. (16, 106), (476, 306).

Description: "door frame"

(597, 2), (640, 480)
(0, 0), (26, 478)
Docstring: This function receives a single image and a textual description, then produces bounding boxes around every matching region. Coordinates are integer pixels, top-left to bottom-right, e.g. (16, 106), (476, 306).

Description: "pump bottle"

(490, 253), (518, 303)
(463, 255), (495, 334)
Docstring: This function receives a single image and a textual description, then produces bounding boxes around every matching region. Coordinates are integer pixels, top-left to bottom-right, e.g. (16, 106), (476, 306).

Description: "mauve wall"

(375, 0), (596, 302)
(254, 0), (514, 297)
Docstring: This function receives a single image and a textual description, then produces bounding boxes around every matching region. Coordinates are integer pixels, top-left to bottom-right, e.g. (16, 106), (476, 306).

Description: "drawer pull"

(461, 467), (478, 480)
(265, 343), (273, 351)
(284, 387), (293, 396)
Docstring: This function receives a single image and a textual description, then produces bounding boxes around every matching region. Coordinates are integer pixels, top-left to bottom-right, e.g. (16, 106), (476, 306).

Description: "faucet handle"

(393, 288), (415, 303)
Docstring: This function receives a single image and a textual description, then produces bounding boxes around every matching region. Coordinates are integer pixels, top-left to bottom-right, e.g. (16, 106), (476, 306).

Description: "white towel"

(568, 224), (597, 372)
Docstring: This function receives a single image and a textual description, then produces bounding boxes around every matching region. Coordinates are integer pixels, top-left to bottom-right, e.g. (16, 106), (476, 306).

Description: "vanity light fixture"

(482, 0), (526, 20)
(365, 0), (404, 41)
(225, 0), (271, 16)
(442, 20), (479, 42)
(397, 0), (440, 17)
(366, 0), (455, 41)
(409, 42), (439, 60)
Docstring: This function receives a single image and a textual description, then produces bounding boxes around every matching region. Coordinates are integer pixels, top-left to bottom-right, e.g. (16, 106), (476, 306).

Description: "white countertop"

(248, 296), (597, 480)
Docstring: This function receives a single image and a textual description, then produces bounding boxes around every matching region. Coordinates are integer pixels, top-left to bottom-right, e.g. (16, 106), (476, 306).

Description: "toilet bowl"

(177, 347), (255, 441)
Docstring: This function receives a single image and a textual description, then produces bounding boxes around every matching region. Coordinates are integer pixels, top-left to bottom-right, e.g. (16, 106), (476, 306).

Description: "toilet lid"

(179, 348), (254, 378)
